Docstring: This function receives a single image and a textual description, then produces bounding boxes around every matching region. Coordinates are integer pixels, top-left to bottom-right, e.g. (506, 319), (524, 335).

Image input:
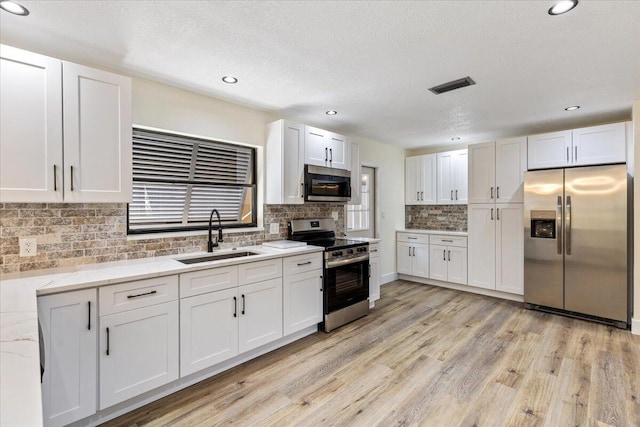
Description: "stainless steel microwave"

(304, 164), (351, 202)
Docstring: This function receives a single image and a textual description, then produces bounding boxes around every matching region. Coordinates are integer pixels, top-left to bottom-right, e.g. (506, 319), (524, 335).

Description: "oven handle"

(326, 254), (370, 269)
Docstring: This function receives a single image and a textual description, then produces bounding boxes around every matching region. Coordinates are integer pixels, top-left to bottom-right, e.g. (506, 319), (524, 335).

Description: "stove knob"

(358, 247), (367, 252)
(332, 251), (343, 257)
(347, 249), (354, 254)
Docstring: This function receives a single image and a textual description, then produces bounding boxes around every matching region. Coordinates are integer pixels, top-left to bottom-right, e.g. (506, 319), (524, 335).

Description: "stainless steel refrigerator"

(524, 164), (628, 328)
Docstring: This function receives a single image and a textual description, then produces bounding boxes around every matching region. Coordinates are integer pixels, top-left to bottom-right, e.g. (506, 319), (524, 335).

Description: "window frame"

(127, 127), (258, 235)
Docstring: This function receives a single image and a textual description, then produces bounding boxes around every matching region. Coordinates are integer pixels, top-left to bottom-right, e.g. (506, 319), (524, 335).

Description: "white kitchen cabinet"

(468, 203), (523, 294)
(283, 269), (323, 335)
(180, 288), (239, 376)
(266, 120), (305, 204)
(238, 278), (283, 353)
(396, 233), (429, 278)
(468, 138), (527, 204)
(38, 289), (96, 427)
(368, 242), (381, 305)
(304, 125), (350, 170)
(405, 154), (436, 205)
(0, 44), (132, 203)
(349, 140), (362, 205)
(527, 122), (626, 170)
(428, 235), (467, 285)
(437, 149), (468, 204)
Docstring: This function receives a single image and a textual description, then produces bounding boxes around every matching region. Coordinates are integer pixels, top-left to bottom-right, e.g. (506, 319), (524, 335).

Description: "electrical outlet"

(408, 214), (412, 222)
(269, 223), (279, 235)
(19, 237), (38, 257)
(332, 211), (339, 220)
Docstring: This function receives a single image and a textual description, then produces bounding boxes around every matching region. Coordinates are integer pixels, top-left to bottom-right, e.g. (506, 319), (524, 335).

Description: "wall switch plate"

(19, 237), (38, 257)
(269, 223), (279, 234)
(332, 211), (339, 220)
(408, 214), (412, 222)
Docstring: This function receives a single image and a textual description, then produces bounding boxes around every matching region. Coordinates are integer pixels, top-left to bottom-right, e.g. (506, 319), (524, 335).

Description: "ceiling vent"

(429, 76), (476, 95)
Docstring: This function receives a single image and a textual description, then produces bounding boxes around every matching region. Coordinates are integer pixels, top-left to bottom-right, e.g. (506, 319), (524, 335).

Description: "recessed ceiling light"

(565, 105), (580, 111)
(221, 76), (238, 84)
(0, 0), (29, 15)
(548, 0), (578, 15)
(451, 137), (461, 141)
(326, 110), (337, 116)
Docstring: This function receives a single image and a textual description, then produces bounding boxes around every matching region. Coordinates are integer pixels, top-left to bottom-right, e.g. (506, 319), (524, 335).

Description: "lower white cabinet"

(238, 278), (283, 353)
(38, 289), (97, 427)
(100, 301), (179, 409)
(428, 235), (467, 285)
(283, 269), (323, 335)
(397, 234), (429, 278)
(368, 242), (381, 304)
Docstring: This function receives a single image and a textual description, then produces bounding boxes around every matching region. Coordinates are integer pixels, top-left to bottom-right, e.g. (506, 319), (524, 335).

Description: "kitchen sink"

(176, 251), (259, 264)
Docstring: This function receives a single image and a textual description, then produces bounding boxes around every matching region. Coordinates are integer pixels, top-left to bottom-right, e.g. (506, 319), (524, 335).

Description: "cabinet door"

(429, 244), (448, 281)
(369, 258), (380, 303)
(453, 150), (468, 204)
(572, 122), (626, 166)
(396, 241), (413, 275)
(327, 131), (350, 170)
(283, 269), (323, 335)
(468, 142), (496, 204)
(412, 243), (430, 278)
(495, 204), (524, 295)
(436, 152), (454, 204)
(468, 204), (496, 290)
(282, 121), (305, 204)
(0, 45), (63, 203)
(405, 156), (421, 204)
(100, 301), (179, 409)
(495, 137), (527, 203)
(238, 278), (283, 353)
(38, 289), (96, 427)
(420, 154), (437, 204)
(349, 141), (362, 204)
(527, 130), (571, 170)
(447, 246), (468, 285)
(304, 125), (329, 167)
(62, 62), (132, 202)
(180, 289), (239, 377)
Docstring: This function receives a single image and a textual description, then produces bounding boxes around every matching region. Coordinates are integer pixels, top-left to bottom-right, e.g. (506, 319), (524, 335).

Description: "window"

(127, 128), (257, 234)
(346, 171), (371, 231)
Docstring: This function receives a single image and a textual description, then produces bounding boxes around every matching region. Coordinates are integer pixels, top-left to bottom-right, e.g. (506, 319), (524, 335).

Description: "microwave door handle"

(556, 196), (562, 255)
(566, 196), (572, 255)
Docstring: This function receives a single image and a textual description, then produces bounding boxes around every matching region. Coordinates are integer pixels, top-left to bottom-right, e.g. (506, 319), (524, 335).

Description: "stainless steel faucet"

(208, 209), (224, 252)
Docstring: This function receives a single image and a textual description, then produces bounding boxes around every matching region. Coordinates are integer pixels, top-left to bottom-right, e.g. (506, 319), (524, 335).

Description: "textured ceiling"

(1, 1), (639, 148)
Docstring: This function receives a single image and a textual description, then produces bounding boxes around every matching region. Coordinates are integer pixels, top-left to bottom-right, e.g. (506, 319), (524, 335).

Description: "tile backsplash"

(405, 205), (467, 231)
(0, 203), (345, 274)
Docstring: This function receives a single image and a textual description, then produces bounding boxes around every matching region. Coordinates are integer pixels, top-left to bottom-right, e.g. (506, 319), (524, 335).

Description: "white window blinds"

(128, 128), (256, 233)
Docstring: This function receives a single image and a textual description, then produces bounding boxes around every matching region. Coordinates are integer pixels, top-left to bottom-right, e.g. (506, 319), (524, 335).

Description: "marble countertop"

(396, 229), (468, 237)
(0, 244), (323, 427)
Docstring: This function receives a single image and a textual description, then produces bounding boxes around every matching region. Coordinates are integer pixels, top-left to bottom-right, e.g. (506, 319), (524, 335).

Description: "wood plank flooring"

(103, 281), (640, 427)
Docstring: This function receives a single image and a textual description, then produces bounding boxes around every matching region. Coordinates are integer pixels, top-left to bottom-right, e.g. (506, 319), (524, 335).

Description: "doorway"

(346, 166), (376, 238)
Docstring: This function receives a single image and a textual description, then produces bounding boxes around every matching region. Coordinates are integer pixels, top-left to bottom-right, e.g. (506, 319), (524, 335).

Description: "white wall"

(132, 77), (405, 281)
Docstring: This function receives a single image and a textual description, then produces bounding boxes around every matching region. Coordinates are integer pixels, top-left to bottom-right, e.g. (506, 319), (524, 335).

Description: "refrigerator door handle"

(556, 196), (563, 255)
(566, 195), (572, 255)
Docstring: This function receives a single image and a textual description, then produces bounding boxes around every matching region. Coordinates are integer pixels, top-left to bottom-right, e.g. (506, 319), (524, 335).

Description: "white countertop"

(0, 244), (323, 427)
(396, 229), (468, 237)
(345, 236), (381, 243)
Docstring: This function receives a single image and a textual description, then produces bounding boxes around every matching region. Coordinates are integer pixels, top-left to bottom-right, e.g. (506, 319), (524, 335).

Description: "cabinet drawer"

(397, 233), (429, 244)
(99, 275), (179, 315)
(283, 252), (323, 276)
(368, 243), (380, 258)
(180, 265), (238, 298)
(430, 235), (467, 247)
(238, 258), (283, 285)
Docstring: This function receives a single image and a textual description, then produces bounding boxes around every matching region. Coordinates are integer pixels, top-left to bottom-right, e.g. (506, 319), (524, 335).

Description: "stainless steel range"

(288, 218), (369, 332)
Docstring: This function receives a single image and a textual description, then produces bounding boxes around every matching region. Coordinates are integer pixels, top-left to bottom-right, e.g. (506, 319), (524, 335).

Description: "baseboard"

(397, 274), (525, 303)
(632, 317), (640, 335)
(381, 272), (397, 285)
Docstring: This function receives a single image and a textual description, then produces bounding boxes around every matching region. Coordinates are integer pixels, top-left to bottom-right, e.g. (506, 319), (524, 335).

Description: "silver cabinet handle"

(53, 165), (58, 191)
(496, 186), (500, 199)
(325, 147), (328, 162)
(443, 250), (446, 261)
(556, 196), (563, 255)
(497, 208), (500, 220)
(574, 146), (577, 162)
(491, 208), (494, 220)
(448, 250), (451, 261)
(490, 187), (494, 199)
(566, 147), (569, 163)
(566, 195), (572, 255)
(70, 165), (74, 191)
(127, 290), (157, 299)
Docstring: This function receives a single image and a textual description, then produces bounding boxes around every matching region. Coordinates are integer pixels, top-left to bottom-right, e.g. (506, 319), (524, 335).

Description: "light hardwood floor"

(103, 280), (640, 427)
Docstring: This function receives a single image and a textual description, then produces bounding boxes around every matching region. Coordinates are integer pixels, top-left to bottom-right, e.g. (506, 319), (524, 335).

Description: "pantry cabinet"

(0, 44), (132, 203)
(405, 154), (437, 204)
(266, 120), (305, 204)
(436, 149), (468, 204)
(38, 289), (97, 427)
(527, 122), (626, 170)
(305, 125), (350, 170)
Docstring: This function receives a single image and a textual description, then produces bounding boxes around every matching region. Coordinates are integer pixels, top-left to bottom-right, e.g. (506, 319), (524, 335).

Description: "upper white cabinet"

(38, 289), (97, 427)
(437, 149), (468, 204)
(468, 137), (526, 204)
(527, 122), (626, 170)
(304, 125), (350, 170)
(266, 120), (305, 204)
(405, 154), (436, 205)
(0, 44), (132, 203)
(349, 140), (362, 205)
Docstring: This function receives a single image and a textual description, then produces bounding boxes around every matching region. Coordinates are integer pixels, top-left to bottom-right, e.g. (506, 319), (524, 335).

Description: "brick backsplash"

(405, 205), (467, 231)
(0, 203), (345, 274)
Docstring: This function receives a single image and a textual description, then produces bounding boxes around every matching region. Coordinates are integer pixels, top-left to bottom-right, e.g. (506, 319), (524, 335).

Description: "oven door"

(324, 258), (369, 313)
(305, 164), (351, 202)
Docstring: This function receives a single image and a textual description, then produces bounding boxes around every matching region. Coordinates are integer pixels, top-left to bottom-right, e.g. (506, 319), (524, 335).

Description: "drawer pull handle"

(106, 327), (110, 356)
(297, 261), (312, 266)
(370, 249), (378, 252)
(442, 239), (453, 242)
(407, 237), (417, 240)
(127, 290), (157, 299)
